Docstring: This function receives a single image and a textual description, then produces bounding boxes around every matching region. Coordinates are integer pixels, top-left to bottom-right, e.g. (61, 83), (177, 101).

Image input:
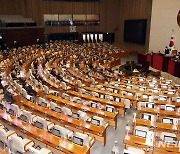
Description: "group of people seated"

(0, 41), (179, 154)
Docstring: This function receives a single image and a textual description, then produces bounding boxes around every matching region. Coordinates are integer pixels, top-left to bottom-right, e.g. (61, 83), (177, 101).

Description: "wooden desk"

(133, 119), (179, 132)
(0, 109), (91, 154)
(68, 69), (92, 84)
(22, 100), (107, 145)
(38, 69), (62, 90)
(138, 107), (180, 118)
(84, 86), (137, 101)
(67, 90), (125, 116)
(153, 131), (180, 153)
(47, 94), (118, 129)
(124, 133), (153, 150)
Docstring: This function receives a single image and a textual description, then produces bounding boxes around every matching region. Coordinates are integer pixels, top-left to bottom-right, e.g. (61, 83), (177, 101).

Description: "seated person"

(3, 85), (16, 104)
(24, 83), (34, 95)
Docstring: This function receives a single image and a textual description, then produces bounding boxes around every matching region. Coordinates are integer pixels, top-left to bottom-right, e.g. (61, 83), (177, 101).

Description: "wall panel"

(0, 0), (22, 15)
(117, 0), (152, 52)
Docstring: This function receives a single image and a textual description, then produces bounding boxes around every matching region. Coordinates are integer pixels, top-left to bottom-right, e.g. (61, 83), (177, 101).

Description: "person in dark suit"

(3, 85), (16, 104)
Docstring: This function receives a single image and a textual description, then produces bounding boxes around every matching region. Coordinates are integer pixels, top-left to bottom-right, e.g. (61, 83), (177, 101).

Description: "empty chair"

(62, 107), (72, 116)
(49, 125), (73, 139)
(124, 99), (131, 109)
(19, 110), (35, 123)
(43, 85), (49, 94)
(152, 88), (160, 93)
(38, 98), (49, 108)
(61, 81), (69, 91)
(96, 85), (103, 89)
(62, 93), (70, 100)
(77, 80), (85, 87)
(91, 116), (106, 127)
(105, 105), (115, 113)
(0, 128), (17, 148)
(134, 126), (149, 138)
(160, 132), (177, 144)
(10, 136), (35, 154)
(50, 102), (57, 111)
(139, 87), (146, 92)
(79, 88), (86, 94)
(77, 110), (89, 121)
(141, 113), (155, 122)
(73, 132), (89, 146)
(32, 116), (54, 130)
(137, 102), (145, 110)
(92, 92), (99, 98)
(167, 89), (176, 95)
(8, 104), (20, 117)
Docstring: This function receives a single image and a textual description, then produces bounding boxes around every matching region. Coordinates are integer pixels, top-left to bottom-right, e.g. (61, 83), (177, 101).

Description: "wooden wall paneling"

(0, 0), (22, 15)
(117, 0), (152, 52)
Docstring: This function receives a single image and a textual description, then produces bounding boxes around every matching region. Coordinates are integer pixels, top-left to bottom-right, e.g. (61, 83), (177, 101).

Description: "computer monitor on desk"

(34, 121), (43, 130)
(146, 102), (154, 109)
(162, 118), (173, 124)
(164, 135), (177, 144)
(100, 94), (105, 99)
(91, 102), (98, 108)
(166, 105), (175, 111)
(91, 118), (100, 126)
(55, 107), (62, 113)
(73, 132), (89, 146)
(126, 85), (132, 89)
(167, 90), (175, 95)
(139, 87), (146, 91)
(177, 97), (180, 103)
(114, 97), (120, 102)
(106, 105), (115, 113)
(19, 114), (28, 122)
(161, 84), (168, 89)
(77, 99), (82, 104)
(159, 96), (167, 101)
(41, 102), (47, 108)
(50, 127), (61, 137)
(113, 89), (118, 94)
(72, 112), (80, 120)
(73, 136), (83, 146)
(135, 129), (147, 138)
(141, 114), (151, 121)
